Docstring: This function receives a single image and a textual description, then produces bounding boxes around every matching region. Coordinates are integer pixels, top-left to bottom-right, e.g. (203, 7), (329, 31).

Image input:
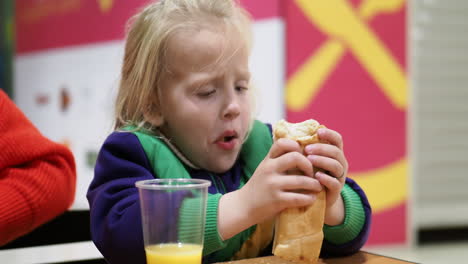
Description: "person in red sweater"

(0, 89), (76, 246)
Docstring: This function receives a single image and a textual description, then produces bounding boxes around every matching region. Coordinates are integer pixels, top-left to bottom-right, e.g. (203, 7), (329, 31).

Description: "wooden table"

(216, 251), (416, 264)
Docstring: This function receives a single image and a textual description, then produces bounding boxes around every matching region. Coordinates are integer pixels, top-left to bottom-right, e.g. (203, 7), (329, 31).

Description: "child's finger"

(305, 143), (346, 165)
(307, 155), (344, 179)
(277, 175), (323, 193)
(275, 151), (314, 177)
(269, 138), (302, 159)
(315, 171), (343, 194)
(280, 191), (317, 209)
(317, 128), (344, 150)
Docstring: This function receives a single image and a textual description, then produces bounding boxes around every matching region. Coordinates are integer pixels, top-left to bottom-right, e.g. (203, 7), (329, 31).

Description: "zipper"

(209, 174), (220, 192)
(218, 176), (227, 193)
(209, 173), (227, 194)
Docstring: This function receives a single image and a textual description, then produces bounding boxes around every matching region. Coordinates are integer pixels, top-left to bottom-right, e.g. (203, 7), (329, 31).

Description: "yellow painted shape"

(350, 159), (407, 213)
(97, 0), (114, 13)
(288, 0), (406, 111)
(359, 0), (406, 20)
(145, 243), (202, 264)
(287, 41), (345, 111)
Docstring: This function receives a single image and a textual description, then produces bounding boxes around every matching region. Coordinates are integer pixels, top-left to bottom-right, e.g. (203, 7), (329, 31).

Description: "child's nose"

(222, 97), (241, 120)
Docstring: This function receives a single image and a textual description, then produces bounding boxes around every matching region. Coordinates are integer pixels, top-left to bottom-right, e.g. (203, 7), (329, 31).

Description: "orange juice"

(145, 243), (202, 264)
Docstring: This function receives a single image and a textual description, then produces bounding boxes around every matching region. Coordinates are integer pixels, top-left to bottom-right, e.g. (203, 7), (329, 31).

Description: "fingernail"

(315, 181), (323, 191)
(318, 128), (326, 135)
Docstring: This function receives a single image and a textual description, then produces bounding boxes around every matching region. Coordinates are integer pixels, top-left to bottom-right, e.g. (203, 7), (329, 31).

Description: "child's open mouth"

(215, 131), (238, 150)
(223, 135), (236, 142)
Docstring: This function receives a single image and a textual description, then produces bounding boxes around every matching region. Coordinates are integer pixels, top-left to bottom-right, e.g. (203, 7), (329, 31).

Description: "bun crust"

(272, 119), (326, 264)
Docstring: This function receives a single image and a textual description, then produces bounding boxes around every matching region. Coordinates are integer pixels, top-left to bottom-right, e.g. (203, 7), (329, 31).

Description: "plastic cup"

(135, 179), (211, 264)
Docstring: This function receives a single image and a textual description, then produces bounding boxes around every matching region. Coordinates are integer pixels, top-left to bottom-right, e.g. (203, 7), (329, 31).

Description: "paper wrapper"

(272, 119), (326, 264)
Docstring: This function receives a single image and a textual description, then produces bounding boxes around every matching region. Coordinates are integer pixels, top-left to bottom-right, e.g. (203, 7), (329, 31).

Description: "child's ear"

(144, 111), (164, 127)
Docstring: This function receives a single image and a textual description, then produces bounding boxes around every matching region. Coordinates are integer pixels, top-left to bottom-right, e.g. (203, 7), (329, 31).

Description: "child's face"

(158, 26), (252, 173)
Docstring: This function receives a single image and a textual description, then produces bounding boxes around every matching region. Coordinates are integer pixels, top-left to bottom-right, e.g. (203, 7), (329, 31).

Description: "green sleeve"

(178, 193), (256, 261)
(323, 184), (366, 245)
(178, 193), (226, 255)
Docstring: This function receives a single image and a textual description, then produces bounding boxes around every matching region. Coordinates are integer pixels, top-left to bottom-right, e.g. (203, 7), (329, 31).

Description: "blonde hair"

(114, 0), (253, 130)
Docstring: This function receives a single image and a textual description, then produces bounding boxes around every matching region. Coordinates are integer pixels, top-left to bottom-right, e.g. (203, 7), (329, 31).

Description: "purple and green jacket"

(87, 120), (371, 264)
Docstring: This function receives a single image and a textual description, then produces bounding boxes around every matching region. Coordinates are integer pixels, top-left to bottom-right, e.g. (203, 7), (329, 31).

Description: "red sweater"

(0, 90), (76, 246)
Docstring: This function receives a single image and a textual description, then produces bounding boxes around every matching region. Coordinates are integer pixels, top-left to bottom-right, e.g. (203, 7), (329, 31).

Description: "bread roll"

(272, 119), (326, 264)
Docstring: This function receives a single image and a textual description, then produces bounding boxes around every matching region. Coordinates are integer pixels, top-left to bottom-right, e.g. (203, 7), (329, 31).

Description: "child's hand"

(240, 138), (323, 224)
(305, 127), (348, 225)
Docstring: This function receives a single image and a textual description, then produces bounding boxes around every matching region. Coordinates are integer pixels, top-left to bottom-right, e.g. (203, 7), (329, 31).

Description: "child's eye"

(235, 86), (248, 92)
(197, 90), (216, 97)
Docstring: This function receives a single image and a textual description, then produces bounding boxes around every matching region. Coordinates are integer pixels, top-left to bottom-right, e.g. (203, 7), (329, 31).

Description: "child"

(87, 0), (371, 263)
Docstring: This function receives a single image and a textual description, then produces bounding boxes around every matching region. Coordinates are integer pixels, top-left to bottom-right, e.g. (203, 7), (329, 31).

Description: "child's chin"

(208, 158), (237, 174)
